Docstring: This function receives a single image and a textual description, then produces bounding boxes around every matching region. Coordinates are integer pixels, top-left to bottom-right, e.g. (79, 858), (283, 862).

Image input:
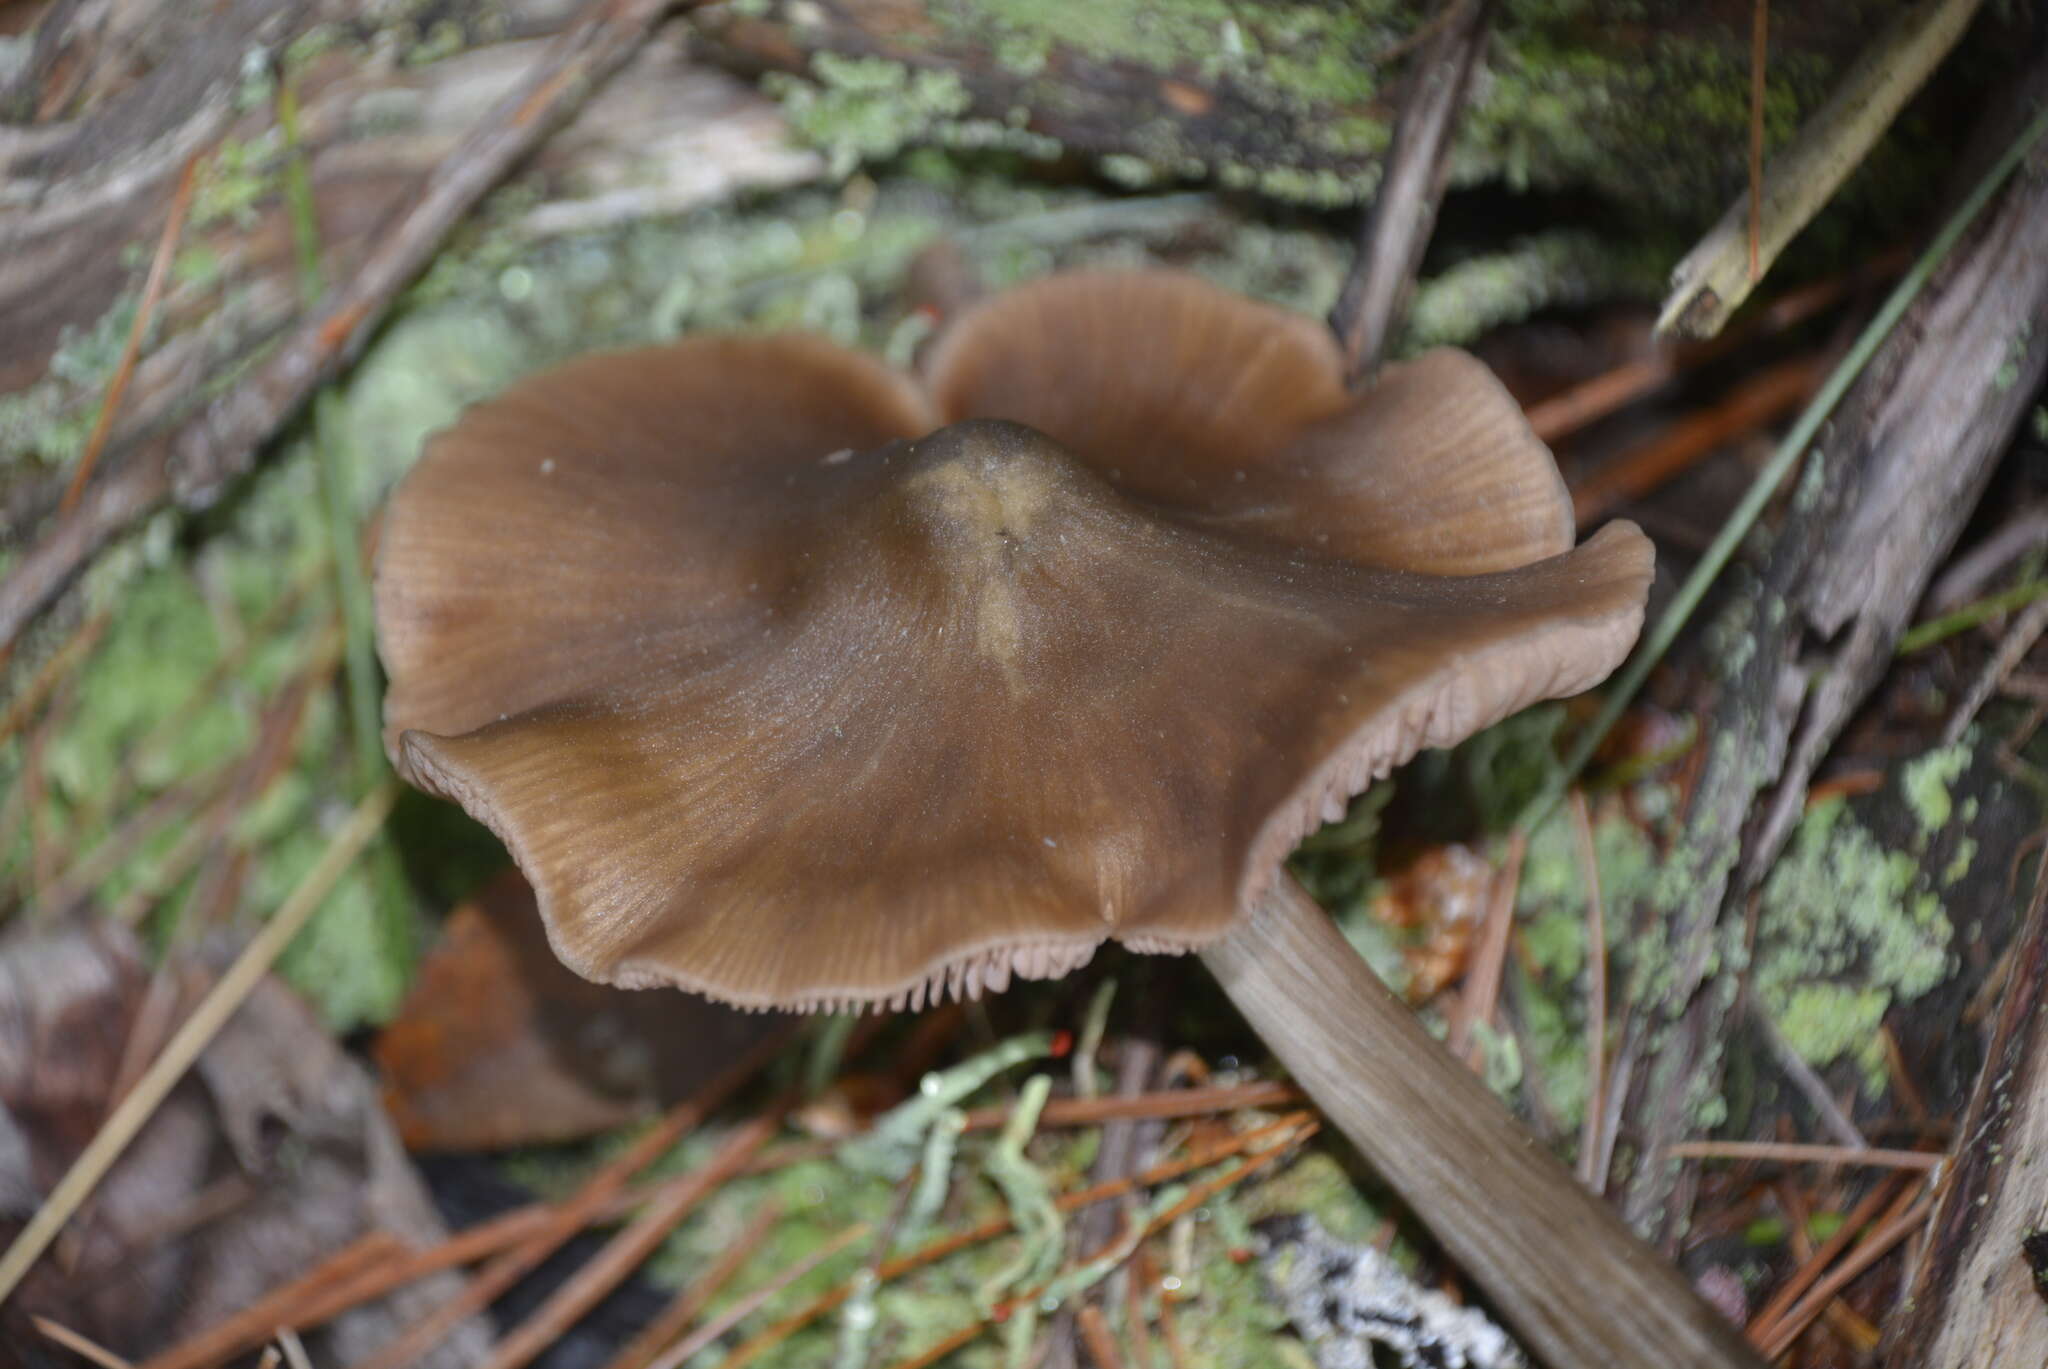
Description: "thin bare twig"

(1328, 0), (1495, 381)
(352, 1022), (796, 1369)
(1658, 0), (1986, 337)
(60, 152), (202, 516)
(1943, 594), (2048, 745)
(483, 1110), (788, 1369)
(1756, 1195), (1933, 1359)
(649, 1223), (871, 1369)
(1748, 0), (1768, 282)
(959, 1079), (1301, 1131)
(601, 1199), (781, 1369)
(1665, 1141), (1941, 1171)
(0, 780), (399, 1303)
(33, 1318), (135, 1369)
(1569, 792), (1609, 1189)
(1447, 830), (1526, 1065)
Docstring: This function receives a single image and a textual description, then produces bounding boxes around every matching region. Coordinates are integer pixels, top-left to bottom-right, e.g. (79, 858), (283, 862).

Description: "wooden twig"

(1075, 1305), (1125, 1369)
(959, 1080), (1302, 1131)
(1570, 353), (1823, 527)
(875, 1127), (1316, 1369)
(1664, 1141), (1941, 1171)
(1569, 791), (1610, 1190)
(1537, 92), (2048, 829)
(0, 0), (700, 654)
(351, 1022), (795, 1369)
(0, 779), (399, 1303)
(1328, 0), (1495, 382)
(601, 1199), (781, 1369)
(59, 151), (201, 516)
(1523, 251), (1903, 445)
(1942, 594), (2048, 745)
(1758, 1196), (1932, 1359)
(482, 1111), (787, 1369)
(1749, 1002), (1870, 1151)
(1446, 830), (1525, 1065)
(1747, 1), (1768, 282)
(1657, 0), (1986, 337)
(32, 1318), (136, 1369)
(650, 1223), (871, 1369)
(717, 1114), (1312, 1369)
(0, 608), (108, 747)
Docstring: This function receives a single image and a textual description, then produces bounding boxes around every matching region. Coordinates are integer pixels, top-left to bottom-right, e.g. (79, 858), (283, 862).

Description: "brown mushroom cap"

(375, 271), (1652, 1012)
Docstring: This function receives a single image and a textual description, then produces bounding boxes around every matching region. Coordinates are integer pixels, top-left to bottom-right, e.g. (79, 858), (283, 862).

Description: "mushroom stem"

(1200, 874), (1764, 1369)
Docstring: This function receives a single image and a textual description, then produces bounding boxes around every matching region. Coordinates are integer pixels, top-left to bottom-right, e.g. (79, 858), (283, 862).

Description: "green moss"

(1752, 799), (1953, 1094)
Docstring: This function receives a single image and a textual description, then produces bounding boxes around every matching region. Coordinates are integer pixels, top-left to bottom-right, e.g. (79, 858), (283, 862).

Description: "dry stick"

(1122, 1239), (1156, 1369)
(1445, 830), (1526, 1065)
(1570, 352), (1823, 527)
(648, 1223), (872, 1369)
(482, 1111), (788, 1369)
(1523, 252), (1904, 446)
(718, 1113), (1312, 1369)
(1204, 877), (1766, 1369)
(350, 1023), (795, 1369)
(1657, 0), (1985, 337)
(1538, 96), (2048, 826)
(1757, 1196), (1933, 1360)
(1748, 1002), (1869, 1151)
(0, 778), (398, 1303)
(137, 1235), (402, 1369)
(1328, 0), (1494, 382)
(0, 0), (699, 654)
(959, 1080), (1302, 1131)
(60, 151), (202, 517)
(1747, 0), (1768, 282)
(31, 1318), (135, 1369)
(602, 1199), (782, 1369)
(876, 1127), (1317, 1369)
(72, 557), (329, 838)
(1744, 1169), (1918, 1350)
(1941, 593), (2048, 746)
(1075, 1305), (1125, 1369)
(1663, 1142), (1941, 1171)
(142, 1178), (722, 1369)
(0, 608), (108, 747)
(1569, 791), (1609, 1190)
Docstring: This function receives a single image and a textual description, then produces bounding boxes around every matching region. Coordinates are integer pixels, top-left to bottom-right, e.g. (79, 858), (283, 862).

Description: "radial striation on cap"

(376, 272), (1653, 1012)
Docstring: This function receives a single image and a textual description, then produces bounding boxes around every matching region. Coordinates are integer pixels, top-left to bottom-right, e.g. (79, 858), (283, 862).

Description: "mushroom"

(375, 272), (1761, 1369)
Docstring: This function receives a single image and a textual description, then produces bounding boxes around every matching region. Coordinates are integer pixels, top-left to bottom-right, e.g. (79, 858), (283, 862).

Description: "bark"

(1615, 51), (2048, 1239)
(692, 0), (2001, 213)
(1883, 852), (2048, 1366)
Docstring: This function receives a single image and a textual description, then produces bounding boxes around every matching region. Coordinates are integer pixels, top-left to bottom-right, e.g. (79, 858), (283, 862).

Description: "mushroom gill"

(375, 270), (1653, 1012)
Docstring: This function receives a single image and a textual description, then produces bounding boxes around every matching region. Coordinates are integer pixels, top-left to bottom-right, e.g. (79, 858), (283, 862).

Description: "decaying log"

(693, 0), (1999, 213)
(1616, 53), (2048, 1238)
(1883, 851), (2048, 1365)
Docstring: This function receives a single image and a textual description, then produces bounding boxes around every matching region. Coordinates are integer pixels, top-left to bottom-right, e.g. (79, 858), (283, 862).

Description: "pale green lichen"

(1400, 231), (1662, 354)
(769, 56), (979, 177)
(1752, 798), (1953, 1093)
(1903, 741), (1972, 835)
